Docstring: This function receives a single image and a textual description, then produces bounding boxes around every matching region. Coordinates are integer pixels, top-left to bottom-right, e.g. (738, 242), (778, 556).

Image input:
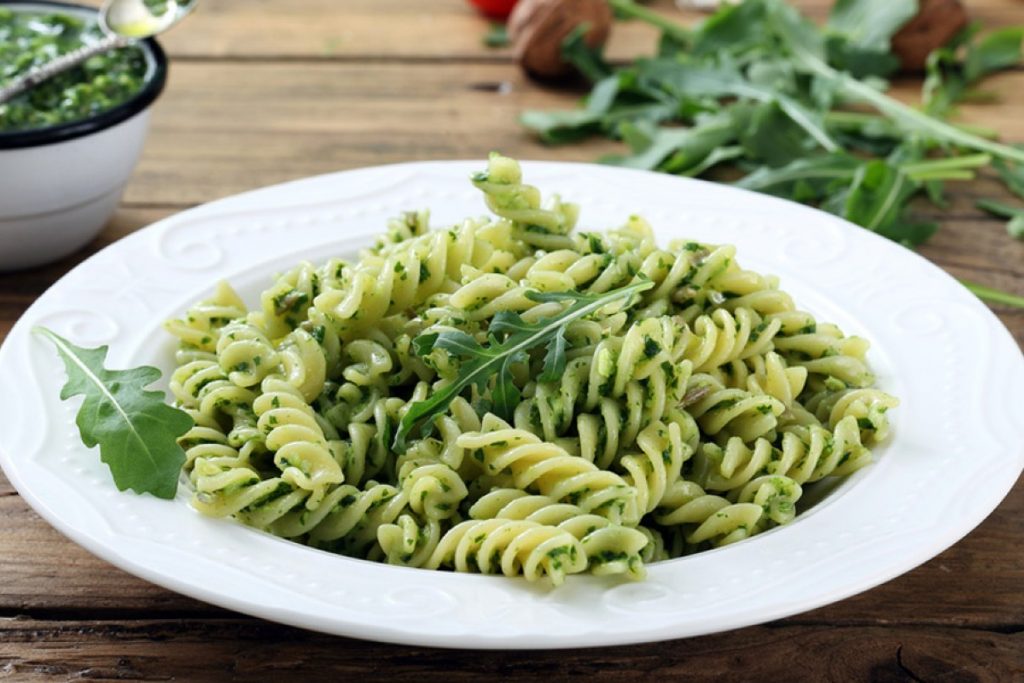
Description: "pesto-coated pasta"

(166, 153), (898, 586)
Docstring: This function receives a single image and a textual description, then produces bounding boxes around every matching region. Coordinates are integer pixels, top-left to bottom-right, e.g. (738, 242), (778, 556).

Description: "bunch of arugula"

(522, 0), (1024, 307)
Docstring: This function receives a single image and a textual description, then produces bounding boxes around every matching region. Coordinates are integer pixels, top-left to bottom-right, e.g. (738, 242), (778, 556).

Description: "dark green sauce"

(0, 8), (148, 132)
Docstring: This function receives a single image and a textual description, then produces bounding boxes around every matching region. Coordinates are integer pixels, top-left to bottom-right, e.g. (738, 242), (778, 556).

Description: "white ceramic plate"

(1, 161), (1022, 649)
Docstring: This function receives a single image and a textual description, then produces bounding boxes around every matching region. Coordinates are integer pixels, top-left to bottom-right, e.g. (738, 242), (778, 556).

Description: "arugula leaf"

(689, 0), (767, 59)
(603, 114), (735, 170)
(34, 327), (192, 499)
(925, 25), (1022, 116)
(1010, 215), (1024, 239)
(826, 38), (901, 79)
(827, 0), (917, 51)
(393, 280), (653, 450)
(639, 58), (840, 153)
(735, 153), (861, 196)
(736, 100), (818, 167)
(521, 76), (647, 144)
(976, 197), (1023, 219)
(491, 353), (524, 419)
(824, 0), (916, 80)
(483, 23), (509, 49)
(977, 197), (1024, 239)
(992, 158), (1024, 200)
(538, 326), (568, 382)
(843, 160), (915, 232)
(561, 23), (612, 83)
(964, 27), (1024, 82)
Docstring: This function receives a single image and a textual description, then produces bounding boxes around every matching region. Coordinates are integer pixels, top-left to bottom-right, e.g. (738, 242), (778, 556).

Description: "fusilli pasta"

(167, 153), (898, 585)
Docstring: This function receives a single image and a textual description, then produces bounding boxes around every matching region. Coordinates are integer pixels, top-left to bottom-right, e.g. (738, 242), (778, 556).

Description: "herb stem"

(824, 111), (999, 139)
(976, 198), (1024, 218)
(829, 70), (1024, 164)
(607, 0), (690, 43)
(900, 153), (991, 175)
(906, 169), (975, 181)
(961, 279), (1024, 307)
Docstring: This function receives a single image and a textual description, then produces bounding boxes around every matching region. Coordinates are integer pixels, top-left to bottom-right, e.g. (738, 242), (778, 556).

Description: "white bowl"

(0, 1), (168, 271)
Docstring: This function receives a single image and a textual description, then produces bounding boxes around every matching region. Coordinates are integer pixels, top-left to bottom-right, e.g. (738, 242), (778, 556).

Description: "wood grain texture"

(0, 619), (1020, 682)
(69, 0), (1024, 61)
(1, 0), (1023, 672)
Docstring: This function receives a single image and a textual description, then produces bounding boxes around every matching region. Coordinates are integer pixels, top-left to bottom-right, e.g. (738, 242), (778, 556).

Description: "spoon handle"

(0, 35), (134, 106)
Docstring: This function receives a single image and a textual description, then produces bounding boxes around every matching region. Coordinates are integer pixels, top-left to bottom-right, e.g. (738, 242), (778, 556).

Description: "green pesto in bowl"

(0, 6), (148, 132)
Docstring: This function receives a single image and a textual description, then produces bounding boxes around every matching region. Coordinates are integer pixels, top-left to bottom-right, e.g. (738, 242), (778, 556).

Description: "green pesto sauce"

(0, 8), (148, 132)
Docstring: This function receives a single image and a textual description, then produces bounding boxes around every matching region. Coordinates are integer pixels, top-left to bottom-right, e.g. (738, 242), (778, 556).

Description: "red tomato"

(468, 0), (519, 19)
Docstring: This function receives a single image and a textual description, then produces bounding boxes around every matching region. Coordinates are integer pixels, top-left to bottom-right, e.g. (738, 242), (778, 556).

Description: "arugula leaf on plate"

(394, 280), (653, 450)
(35, 326), (192, 499)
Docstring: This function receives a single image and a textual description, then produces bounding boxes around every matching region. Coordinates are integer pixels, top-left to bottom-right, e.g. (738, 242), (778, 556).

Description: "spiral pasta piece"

(471, 151), (578, 250)
(313, 215), (526, 332)
(684, 374), (785, 443)
(655, 480), (764, 547)
(274, 481), (409, 559)
(773, 323), (875, 387)
(216, 320), (280, 388)
(164, 281), (247, 353)
(712, 351), (808, 411)
(469, 489), (649, 579)
(258, 261), (322, 339)
(169, 359), (258, 418)
(618, 420), (690, 515)
(459, 415), (638, 524)
(426, 518), (587, 585)
(804, 388), (900, 444)
(396, 454), (469, 521)
(516, 316), (693, 457)
(682, 307), (781, 373)
(377, 513), (445, 567)
(254, 377), (344, 509)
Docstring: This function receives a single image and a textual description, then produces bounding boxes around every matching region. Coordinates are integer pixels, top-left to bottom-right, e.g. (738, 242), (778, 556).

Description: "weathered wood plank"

(0, 619), (1019, 682)
(68, 0), (1024, 61)
(0, 471), (1020, 628)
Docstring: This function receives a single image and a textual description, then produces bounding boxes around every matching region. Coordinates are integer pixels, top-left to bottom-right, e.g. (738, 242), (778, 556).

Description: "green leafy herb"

(827, 0), (917, 52)
(394, 280), (653, 450)
(977, 197), (1024, 239)
(561, 23), (611, 83)
(825, 0), (915, 78)
(34, 327), (192, 499)
(483, 22), (509, 48)
(992, 157), (1024, 200)
(522, 0), (1024, 306)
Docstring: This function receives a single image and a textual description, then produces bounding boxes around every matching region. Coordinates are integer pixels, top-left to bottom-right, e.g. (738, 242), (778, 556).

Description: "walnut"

(508, 0), (613, 79)
(891, 0), (970, 71)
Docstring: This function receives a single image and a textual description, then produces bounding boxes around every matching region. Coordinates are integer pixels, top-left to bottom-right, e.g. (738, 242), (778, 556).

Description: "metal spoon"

(0, 0), (196, 105)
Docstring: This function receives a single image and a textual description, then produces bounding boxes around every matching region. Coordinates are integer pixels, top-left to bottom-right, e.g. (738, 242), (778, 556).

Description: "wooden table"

(2, 1), (1023, 678)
